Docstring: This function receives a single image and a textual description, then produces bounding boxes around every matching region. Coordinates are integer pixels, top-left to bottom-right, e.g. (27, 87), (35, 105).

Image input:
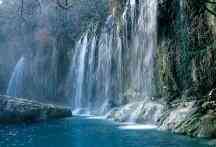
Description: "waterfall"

(96, 16), (123, 113)
(7, 57), (26, 97)
(69, 33), (89, 111)
(125, 0), (157, 96)
(68, 0), (158, 116)
(5, 0), (159, 121)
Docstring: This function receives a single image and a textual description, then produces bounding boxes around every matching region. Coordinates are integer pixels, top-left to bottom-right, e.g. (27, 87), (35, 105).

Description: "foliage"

(198, 0), (216, 16)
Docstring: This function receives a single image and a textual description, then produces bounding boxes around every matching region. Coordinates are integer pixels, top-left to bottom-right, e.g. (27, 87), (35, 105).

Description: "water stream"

(0, 117), (210, 147)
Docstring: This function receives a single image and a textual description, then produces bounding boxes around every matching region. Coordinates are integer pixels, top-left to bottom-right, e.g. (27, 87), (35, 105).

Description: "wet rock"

(0, 95), (72, 124)
(202, 101), (216, 113)
(106, 98), (164, 124)
(159, 101), (216, 138)
(160, 101), (197, 133)
(198, 113), (216, 138)
(209, 88), (216, 101)
(106, 103), (136, 122)
(107, 97), (216, 139)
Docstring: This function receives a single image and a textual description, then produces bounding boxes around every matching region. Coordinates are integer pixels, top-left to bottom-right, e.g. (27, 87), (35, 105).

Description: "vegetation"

(198, 0), (216, 16)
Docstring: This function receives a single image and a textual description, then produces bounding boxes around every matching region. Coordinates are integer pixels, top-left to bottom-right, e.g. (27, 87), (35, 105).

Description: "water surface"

(0, 117), (210, 147)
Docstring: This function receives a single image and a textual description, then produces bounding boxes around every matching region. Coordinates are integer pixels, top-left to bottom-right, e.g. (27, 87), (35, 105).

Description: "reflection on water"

(0, 117), (211, 147)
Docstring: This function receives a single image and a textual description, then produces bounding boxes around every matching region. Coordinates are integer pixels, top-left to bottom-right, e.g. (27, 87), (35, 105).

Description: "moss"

(155, 43), (179, 98)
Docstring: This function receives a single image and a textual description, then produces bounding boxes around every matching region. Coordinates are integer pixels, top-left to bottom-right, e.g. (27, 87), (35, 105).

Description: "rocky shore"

(0, 95), (72, 124)
(106, 93), (216, 139)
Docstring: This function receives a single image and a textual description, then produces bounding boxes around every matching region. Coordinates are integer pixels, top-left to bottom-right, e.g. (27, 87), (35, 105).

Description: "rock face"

(156, 0), (216, 98)
(106, 98), (216, 138)
(0, 95), (72, 123)
(161, 102), (216, 138)
(106, 98), (164, 124)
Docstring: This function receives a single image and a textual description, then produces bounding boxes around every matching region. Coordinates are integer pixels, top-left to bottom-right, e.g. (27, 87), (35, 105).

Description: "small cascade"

(7, 57), (26, 97)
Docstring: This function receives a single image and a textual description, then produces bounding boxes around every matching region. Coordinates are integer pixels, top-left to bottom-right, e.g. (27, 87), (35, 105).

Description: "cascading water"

(68, 16), (122, 115)
(96, 16), (123, 114)
(68, 0), (158, 119)
(69, 33), (89, 112)
(124, 0), (157, 96)
(7, 57), (26, 97)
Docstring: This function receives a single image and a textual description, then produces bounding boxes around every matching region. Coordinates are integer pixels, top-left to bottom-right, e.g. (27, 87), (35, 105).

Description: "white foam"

(74, 114), (92, 117)
(119, 122), (135, 125)
(72, 113), (106, 120)
(118, 124), (157, 130)
(72, 108), (91, 117)
(87, 116), (106, 120)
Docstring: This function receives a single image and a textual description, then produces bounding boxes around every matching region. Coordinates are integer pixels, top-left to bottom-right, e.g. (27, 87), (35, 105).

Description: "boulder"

(0, 95), (72, 123)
